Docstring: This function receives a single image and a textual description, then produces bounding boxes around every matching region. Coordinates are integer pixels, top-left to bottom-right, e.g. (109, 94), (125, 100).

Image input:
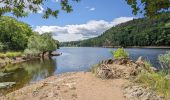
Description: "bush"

(158, 51), (170, 70)
(0, 53), (6, 58)
(136, 71), (170, 98)
(5, 52), (23, 58)
(91, 64), (99, 75)
(24, 49), (40, 57)
(110, 48), (129, 59)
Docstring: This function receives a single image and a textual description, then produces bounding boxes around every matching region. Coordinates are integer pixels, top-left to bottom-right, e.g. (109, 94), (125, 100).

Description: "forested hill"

(61, 13), (170, 47)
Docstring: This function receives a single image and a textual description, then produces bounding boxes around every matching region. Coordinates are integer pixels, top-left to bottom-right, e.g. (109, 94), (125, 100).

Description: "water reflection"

(0, 58), (57, 94)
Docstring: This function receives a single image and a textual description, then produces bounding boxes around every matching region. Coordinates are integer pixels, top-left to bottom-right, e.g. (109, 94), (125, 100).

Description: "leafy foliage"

(0, 0), (80, 18)
(0, 0), (169, 18)
(5, 52), (23, 58)
(0, 16), (33, 50)
(26, 32), (59, 56)
(62, 13), (170, 47)
(24, 48), (40, 57)
(126, 0), (170, 17)
(110, 48), (129, 59)
(0, 52), (23, 58)
(158, 51), (170, 70)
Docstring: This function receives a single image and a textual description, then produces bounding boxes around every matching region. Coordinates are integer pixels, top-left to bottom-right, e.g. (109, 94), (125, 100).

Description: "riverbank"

(0, 56), (40, 68)
(0, 57), (165, 100)
(0, 51), (61, 68)
(0, 72), (129, 100)
(0, 72), (164, 100)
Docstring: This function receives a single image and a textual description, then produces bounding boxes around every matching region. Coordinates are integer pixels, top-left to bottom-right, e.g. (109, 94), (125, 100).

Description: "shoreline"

(0, 58), (165, 100)
(0, 56), (40, 68)
(60, 46), (170, 49)
(0, 51), (61, 68)
(0, 72), (128, 100)
(0, 71), (163, 100)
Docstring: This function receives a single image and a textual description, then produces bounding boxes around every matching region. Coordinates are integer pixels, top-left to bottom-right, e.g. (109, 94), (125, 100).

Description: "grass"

(136, 60), (170, 98)
(136, 71), (170, 98)
(90, 64), (99, 75)
(0, 52), (23, 58)
(109, 48), (129, 59)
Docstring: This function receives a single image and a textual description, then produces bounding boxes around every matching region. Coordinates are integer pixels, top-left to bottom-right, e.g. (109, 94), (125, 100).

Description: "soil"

(0, 72), (129, 100)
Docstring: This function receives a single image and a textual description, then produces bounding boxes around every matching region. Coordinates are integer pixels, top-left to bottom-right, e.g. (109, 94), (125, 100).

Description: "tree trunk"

(49, 51), (52, 56)
(42, 51), (47, 57)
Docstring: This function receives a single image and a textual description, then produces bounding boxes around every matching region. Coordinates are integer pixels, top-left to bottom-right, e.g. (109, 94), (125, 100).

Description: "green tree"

(41, 32), (59, 55)
(0, 16), (33, 50)
(26, 32), (59, 56)
(63, 12), (170, 47)
(126, 0), (170, 17)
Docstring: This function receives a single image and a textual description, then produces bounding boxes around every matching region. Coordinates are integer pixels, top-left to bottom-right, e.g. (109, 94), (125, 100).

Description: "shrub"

(5, 52), (23, 58)
(136, 71), (170, 98)
(24, 49), (40, 57)
(0, 42), (4, 52)
(0, 53), (5, 58)
(143, 60), (155, 73)
(90, 64), (99, 75)
(110, 48), (129, 59)
(158, 51), (170, 70)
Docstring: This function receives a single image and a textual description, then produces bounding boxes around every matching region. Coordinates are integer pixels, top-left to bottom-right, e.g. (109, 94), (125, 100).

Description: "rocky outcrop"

(95, 58), (154, 79)
(94, 57), (164, 99)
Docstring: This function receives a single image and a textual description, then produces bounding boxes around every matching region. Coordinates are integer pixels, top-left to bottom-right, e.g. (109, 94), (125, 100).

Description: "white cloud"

(85, 7), (96, 11)
(89, 7), (95, 11)
(34, 17), (135, 42)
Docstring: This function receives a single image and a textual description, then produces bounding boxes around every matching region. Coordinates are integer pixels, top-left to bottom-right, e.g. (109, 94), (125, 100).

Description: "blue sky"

(13, 0), (142, 42)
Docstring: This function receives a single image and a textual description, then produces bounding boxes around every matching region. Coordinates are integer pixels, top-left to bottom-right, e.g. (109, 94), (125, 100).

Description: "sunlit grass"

(90, 64), (99, 75)
(0, 52), (23, 58)
(136, 60), (170, 98)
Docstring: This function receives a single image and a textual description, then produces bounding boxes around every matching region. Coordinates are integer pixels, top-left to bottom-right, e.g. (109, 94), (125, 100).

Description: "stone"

(136, 56), (145, 64)
(0, 82), (16, 89)
(123, 85), (164, 100)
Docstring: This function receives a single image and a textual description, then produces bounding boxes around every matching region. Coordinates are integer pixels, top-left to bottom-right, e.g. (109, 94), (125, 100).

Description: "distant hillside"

(61, 13), (170, 47)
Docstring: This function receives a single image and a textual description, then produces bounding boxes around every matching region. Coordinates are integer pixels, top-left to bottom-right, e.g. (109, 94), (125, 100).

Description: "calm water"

(0, 47), (169, 94)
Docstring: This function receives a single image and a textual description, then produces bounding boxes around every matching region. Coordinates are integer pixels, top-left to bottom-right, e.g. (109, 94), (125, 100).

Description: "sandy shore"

(0, 72), (129, 100)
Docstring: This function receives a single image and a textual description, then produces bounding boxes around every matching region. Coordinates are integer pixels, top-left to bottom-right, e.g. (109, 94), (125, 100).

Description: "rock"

(51, 52), (62, 56)
(97, 67), (113, 79)
(123, 85), (164, 100)
(0, 72), (12, 77)
(150, 67), (159, 72)
(136, 56), (145, 64)
(114, 58), (130, 65)
(96, 58), (142, 79)
(0, 82), (16, 89)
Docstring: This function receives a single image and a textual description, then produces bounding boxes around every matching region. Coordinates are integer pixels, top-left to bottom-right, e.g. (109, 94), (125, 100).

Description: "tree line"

(61, 13), (170, 47)
(0, 16), (59, 56)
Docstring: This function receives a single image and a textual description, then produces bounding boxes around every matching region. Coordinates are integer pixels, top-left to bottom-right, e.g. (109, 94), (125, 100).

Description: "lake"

(0, 47), (169, 94)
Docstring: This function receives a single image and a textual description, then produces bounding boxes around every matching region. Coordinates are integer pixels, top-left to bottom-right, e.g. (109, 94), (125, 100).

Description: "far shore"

(61, 46), (170, 49)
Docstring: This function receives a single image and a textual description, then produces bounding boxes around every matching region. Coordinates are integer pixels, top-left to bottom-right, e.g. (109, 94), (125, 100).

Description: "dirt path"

(1, 72), (129, 100)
